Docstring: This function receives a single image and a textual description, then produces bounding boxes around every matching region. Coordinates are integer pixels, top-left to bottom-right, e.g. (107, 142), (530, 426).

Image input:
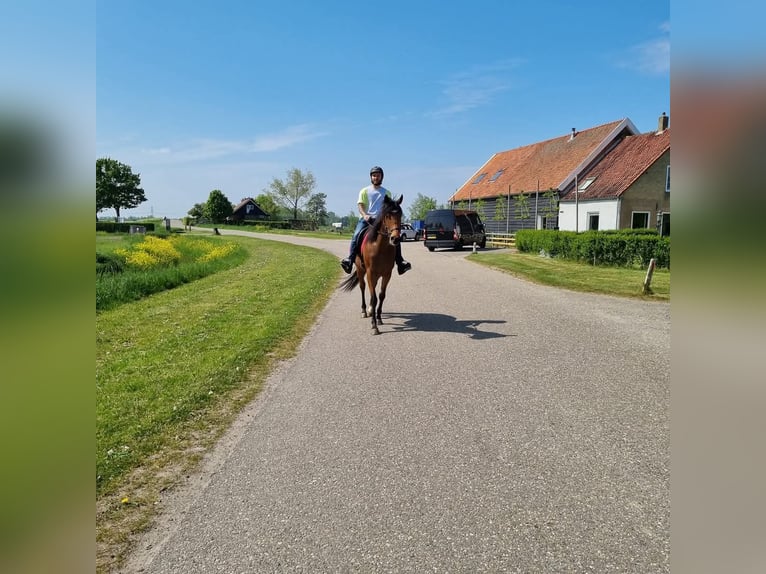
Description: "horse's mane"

(368, 195), (401, 242)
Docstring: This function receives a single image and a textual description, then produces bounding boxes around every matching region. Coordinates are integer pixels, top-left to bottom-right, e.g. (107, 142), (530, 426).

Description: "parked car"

(423, 209), (486, 251)
(400, 223), (418, 241)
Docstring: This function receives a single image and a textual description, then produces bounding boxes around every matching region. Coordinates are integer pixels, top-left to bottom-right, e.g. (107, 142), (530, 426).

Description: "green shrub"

(96, 221), (156, 233)
(515, 229), (670, 268)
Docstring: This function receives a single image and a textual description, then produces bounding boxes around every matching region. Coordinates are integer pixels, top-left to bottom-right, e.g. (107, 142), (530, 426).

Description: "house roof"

(232, 197), (268, 216)
(450, 118), (638, 202)
(560, 128), (670, 202)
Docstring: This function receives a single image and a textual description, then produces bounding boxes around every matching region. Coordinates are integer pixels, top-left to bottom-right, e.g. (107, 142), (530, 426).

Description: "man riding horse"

(340, 166), (411, 276)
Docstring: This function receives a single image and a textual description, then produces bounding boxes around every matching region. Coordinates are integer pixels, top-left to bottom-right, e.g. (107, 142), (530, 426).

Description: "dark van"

(423, 209), (486, 251)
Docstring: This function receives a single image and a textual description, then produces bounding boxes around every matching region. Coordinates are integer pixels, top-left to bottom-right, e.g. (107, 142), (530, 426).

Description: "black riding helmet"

(370, 166), (384, 177)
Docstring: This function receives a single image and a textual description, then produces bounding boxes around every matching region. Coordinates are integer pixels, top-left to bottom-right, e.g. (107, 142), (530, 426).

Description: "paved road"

(127, 229), (669, 573)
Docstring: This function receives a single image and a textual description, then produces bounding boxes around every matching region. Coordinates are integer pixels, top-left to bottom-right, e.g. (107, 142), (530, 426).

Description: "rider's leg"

(341, 219), (367, 273)
(395, 242), (411, 275)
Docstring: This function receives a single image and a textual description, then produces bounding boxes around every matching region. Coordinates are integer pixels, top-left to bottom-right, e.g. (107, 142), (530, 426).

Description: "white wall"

(558, 199), (619, 231)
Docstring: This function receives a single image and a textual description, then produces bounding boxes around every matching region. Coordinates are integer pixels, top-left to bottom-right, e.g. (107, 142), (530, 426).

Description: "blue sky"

(97, 0), (670, 219)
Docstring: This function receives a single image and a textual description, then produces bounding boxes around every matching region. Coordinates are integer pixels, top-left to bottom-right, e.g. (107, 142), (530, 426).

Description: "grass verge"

(96, 236), (339, 573)
(470, 250), (670, 300)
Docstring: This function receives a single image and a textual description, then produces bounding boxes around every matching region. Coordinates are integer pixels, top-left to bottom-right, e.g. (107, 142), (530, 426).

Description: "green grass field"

(96, 234), (339, 573)
(470, 250), (669, 300)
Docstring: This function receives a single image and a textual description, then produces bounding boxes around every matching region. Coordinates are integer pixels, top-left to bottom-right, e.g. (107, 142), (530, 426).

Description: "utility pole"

(574, 175), (579, 233)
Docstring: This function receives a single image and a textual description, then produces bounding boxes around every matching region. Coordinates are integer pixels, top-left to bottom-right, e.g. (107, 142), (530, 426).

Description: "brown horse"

(340, 194), (403, 334)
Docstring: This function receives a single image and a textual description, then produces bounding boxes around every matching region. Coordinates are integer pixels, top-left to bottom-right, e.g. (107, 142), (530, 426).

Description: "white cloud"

(429, 60), (523, 117)
(250, 124), (327, 152)
(623, 23), (670, 75)
(117, 124), (329, 165)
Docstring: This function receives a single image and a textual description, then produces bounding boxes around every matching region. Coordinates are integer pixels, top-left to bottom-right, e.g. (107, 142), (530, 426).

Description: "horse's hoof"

(372, 327), (380, 335)
(361, 312), (367, 318)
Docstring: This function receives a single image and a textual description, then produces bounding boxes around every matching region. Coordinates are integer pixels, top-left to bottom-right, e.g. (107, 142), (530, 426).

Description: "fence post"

(642, 258), (656, 294)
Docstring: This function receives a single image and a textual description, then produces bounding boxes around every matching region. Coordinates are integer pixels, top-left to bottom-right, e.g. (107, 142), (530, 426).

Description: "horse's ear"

(394, 194), (403, 206)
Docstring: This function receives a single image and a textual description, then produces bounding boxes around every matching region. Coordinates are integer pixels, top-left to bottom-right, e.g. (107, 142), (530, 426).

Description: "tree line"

(97, 157), (445, 225)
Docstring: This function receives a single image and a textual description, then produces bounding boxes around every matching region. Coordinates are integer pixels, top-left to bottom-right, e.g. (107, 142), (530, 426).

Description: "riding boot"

(340, 235), (358, 274)
(395, 243), (411, 275)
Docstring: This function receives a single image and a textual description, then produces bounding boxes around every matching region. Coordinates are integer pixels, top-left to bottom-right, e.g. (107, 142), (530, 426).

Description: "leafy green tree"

(265, 168), (316, 220)
(96, 157), (146, 220)
(543, 189), (560, 219)
(408, 193), (437, 220)
(206, 189), (233, 223)
(188, 203), (205, 218)
(514, 193), (531, 227)
(254, 193), (280, 219)
(305, 193), (328, 224)
(474, 198), (486, 218)
(494, 196), (507, 221)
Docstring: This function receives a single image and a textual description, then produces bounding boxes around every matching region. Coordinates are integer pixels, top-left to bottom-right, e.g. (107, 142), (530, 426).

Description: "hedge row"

(515, 229), (670, 268)
(97, 222), (156, 233)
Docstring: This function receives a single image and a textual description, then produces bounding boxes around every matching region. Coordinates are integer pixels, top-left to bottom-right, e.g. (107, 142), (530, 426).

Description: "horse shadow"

(383, 312), (510, 340)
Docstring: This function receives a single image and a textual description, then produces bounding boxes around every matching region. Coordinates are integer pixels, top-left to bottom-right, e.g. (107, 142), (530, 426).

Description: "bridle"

(378, 212), (401, 240)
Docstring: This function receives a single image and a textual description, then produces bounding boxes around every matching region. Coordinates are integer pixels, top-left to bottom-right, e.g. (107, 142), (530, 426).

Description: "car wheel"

(427, 246), (435, 252)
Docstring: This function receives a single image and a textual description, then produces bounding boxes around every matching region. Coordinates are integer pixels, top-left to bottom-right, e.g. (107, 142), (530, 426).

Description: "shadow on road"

(383, 312), (510, 340)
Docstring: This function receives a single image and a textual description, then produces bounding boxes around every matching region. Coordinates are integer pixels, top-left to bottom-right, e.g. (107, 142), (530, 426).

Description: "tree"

(254, 193), (280, 219)
(542, 189), (560, 219)
(494, 196), (507, 221)
(265, 168), (316, 220)
(96, 157), (146, 220)
(474, 198), (486, 218)
(206, 189), (233, 223)
(408, 193), (437, 220)
(305, 193), (328, 224)
(514, 193), (531, 228)
(188, 203), (205, 218)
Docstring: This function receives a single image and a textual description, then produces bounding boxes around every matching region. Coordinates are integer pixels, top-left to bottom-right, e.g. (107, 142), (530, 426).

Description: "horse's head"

(380, 194), (404, 246)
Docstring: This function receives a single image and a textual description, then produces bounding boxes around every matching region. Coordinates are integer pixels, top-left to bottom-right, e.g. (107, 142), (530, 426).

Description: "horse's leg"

(377, 273), (392, 324)
(367, 272), (380, 335)
(357, 265), (367, 318)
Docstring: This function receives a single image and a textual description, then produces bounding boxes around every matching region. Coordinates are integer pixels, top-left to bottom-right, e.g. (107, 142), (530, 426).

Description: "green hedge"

(97, 222), (156, 233)
(515, 229), (670, 268)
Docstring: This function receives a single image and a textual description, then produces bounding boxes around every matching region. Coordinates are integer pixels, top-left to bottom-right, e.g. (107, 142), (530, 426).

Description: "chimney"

(657, 112), (669, 133)
(569, 128), (577, 141)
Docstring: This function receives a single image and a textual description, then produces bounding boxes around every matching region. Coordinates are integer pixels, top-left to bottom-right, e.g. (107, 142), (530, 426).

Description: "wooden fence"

(485, 233), (516, 248)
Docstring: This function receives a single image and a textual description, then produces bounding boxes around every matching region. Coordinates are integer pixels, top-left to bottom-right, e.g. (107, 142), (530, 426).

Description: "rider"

(340, 166), (412, 276)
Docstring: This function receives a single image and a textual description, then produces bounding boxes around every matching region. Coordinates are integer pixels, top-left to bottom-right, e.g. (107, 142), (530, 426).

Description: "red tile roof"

(562, 128), (670, 201)
(450, 119), (636, 202)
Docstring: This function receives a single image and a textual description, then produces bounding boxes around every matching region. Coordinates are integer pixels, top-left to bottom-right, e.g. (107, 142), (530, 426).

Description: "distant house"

(229, 198), (270, 222)
(449, 118), (641, 233)
(559, 115), (670, 234)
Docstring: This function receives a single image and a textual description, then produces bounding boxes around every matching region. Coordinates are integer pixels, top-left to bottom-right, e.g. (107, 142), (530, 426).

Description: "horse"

(340, 194), (403, 335)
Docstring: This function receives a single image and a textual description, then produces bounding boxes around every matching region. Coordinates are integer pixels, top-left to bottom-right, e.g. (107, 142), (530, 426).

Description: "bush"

(96, 252), (124, 276)
(515, 229), (670, 268)
(96, 221), (156, 233)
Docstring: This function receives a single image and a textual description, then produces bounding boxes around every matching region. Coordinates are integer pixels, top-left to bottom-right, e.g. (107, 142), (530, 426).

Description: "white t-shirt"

(357, 185), (391, 218)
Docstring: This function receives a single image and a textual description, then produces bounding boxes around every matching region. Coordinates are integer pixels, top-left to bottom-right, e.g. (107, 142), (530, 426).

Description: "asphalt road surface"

(126, 229), (669, 573)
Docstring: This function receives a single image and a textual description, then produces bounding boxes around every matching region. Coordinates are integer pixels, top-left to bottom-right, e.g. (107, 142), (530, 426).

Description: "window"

(665, 165), (670, 193)
(472, 173), (487, 184)
(587, 213), (599, 230)
(631, 212), (650, 229)
(489, 169), (504, 182)
(578, 177), (596, 191)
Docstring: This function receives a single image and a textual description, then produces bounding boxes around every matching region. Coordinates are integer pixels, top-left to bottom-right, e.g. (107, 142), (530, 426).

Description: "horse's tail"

(340, 272), (359, 292)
